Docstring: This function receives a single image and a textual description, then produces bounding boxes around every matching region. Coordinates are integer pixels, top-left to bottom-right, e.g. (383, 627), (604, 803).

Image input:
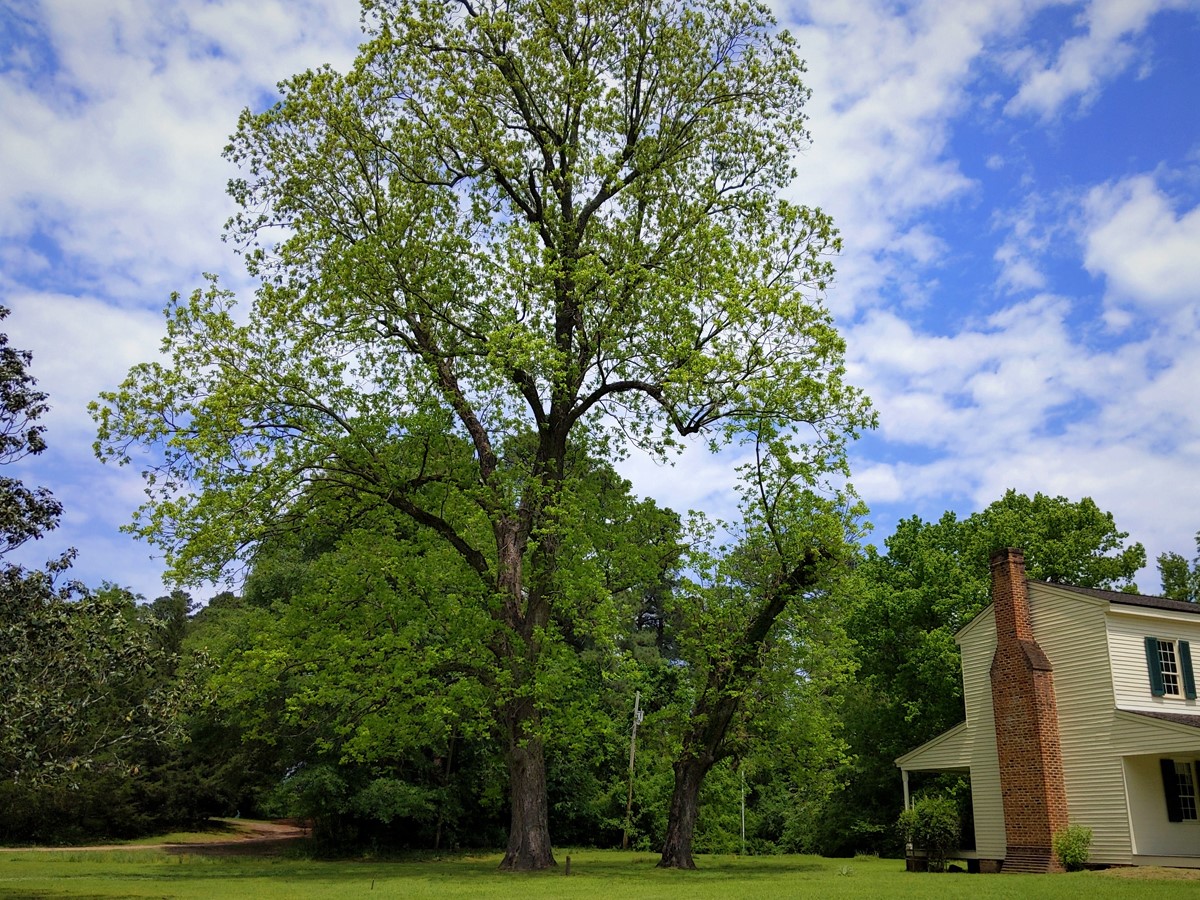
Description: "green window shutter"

(1161, 759), (1184, 822)
(1146, 636), (1166, 697)
(1180, 640), (1196, 700)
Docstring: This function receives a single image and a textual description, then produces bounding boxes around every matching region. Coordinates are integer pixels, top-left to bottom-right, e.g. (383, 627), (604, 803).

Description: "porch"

(1122, 753), (1200, 867)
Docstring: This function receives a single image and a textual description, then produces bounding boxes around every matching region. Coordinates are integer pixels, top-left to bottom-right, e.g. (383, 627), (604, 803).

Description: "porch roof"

(895, 721), (971, 772)
(1119, 709), (1200, 731)
(1112, 708), (1200, 755)
(1118, 710), (1200, 734)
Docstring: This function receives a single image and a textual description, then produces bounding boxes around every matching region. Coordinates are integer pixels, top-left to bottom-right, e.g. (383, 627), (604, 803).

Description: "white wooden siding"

(897, 722), (971, 769)
(1109, 712), (1200, 754)
(955, 609), (1004, 859)
(1029, 585), (1132, 863)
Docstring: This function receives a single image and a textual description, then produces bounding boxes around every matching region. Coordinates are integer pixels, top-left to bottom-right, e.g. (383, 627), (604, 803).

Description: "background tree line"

(4, 302), (1172, 853)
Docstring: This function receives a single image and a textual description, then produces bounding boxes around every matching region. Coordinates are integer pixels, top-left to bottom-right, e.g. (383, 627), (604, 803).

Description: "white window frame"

(1175, 761), (1198, 821)
(1158, 639), (1182, 697)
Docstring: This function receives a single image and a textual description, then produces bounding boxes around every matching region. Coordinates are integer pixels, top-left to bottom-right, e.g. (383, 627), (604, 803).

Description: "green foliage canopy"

(188, 455), (683, 851)
(0, 575), (185, 787)
(897, 794), (959, 872)
(1157, 531), (1200, 603)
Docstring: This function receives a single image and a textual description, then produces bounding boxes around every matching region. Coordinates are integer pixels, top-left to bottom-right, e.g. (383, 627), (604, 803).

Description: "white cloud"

(992, 196), (1060, 294)
(616, 439), (746, 522)
(994, 242), (1047, 291)
(0, 1), (363, 597)
(850, 461), (907, 504)
(780, 1), (1019, 313)
(2, 294), (173, 591)
(0, 1), (363, 301)
(847, 282), (1200, 589)
(1005, 0), (1187, 120)
(848, 294), (1103, 455)
(1081, 173), (1200, 314)
(4, 293), (166, 439)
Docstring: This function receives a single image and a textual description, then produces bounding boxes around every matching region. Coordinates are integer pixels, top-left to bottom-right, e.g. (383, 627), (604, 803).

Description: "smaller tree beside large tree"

(656, 428), (864, 868)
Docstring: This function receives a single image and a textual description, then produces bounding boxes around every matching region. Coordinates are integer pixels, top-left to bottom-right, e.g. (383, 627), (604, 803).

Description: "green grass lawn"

(2, 849), (1198, 899)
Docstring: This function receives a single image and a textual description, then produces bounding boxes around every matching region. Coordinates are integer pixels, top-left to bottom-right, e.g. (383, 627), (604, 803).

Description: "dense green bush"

(897, 794), (960, 871)
(1053, 824), (1092, 871)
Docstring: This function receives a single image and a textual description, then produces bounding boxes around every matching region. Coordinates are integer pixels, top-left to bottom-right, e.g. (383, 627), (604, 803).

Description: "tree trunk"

(494, 521), (556, 871)
(499, 696), (557, 870)
(657, 753), (713, 869)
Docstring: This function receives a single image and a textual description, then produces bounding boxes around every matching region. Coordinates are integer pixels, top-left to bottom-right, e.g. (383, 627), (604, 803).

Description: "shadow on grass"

(351, 851), (836, 880)
(646, 860), (831, 878)
(162, 837), (310, 858)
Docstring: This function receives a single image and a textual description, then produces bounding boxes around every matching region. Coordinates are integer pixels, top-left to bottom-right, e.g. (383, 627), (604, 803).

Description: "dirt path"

(0, 819), (309, 856)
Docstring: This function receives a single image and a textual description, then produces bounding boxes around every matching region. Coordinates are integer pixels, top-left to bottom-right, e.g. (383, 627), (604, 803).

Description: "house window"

(1178, 762), (1199, 821)
(1144, 637), (1197, 699)
(1161, 759), (1199, 822)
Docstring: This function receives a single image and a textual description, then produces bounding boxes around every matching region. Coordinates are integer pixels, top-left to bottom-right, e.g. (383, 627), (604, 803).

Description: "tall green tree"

(814, 490), (1145, 856)
(93, 0), (870, 868)
(1158, 532), (1200, 603)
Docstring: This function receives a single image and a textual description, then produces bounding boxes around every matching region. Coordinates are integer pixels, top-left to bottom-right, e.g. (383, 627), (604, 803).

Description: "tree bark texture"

(657, 751), (716, 869)
(499, 699), (556, 870)
(494, 516), (557, 870)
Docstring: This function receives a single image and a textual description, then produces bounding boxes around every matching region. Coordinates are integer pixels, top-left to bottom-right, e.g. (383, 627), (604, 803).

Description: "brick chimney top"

(990, 547), (1033, 646)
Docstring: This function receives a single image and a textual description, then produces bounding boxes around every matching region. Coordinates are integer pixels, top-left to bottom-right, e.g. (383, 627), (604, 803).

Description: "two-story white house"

(897, 548), (1200, 872)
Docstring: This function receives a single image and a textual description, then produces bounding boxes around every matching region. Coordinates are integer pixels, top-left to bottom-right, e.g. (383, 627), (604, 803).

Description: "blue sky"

(3, 0), (1199, 600)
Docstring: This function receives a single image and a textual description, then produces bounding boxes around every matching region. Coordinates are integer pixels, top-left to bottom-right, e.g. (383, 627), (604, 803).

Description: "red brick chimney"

(988, 548), (1069, 873)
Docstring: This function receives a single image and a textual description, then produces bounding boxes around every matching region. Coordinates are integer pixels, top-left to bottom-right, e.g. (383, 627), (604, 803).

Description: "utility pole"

(622, 690), (643, 850)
